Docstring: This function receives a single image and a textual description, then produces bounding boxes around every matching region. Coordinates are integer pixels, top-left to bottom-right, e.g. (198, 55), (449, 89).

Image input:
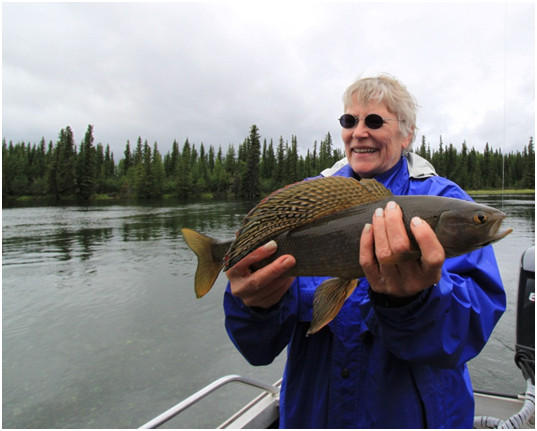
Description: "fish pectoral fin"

(307, 278), (357, 336)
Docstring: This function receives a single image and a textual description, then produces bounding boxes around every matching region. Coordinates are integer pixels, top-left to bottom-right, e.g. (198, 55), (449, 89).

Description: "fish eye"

(473, 213), (488, 224)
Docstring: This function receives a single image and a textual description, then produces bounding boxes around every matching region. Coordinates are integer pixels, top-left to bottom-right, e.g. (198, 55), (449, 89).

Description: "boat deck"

(140, 375), (534, 429)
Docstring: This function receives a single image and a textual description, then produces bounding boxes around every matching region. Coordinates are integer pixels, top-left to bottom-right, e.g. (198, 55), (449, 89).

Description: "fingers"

(248, 254), (296, 291)
(361, 201), (445, 297)
(372, 202), (411, 264)
(227, 240), (278, 277)
(359, 223), (380, 284)
(245, 266), (295, 307)
(226, 241), (296, 308)
(384, 201), (412, 256)
(235, 255), (296, 308)
(410, 217), (445, 264)
(410, 216), (444, 283)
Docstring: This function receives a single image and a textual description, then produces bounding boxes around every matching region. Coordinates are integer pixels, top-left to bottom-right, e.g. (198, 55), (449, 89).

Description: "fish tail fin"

(181, 228), (223, 298)
(307, 278), (357, 336)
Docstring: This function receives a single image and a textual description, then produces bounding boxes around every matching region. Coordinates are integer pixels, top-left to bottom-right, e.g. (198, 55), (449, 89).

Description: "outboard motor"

(515, 246), (535, 384)
(474, 246), (535, 428)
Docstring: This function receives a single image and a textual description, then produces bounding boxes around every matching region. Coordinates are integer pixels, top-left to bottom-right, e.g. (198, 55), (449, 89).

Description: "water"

(466, 195), (535, 393)
(2, 195), (534, 428)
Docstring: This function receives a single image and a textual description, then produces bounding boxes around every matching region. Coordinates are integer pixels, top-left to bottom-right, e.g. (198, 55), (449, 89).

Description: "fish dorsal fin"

(223, 176), (391, 269)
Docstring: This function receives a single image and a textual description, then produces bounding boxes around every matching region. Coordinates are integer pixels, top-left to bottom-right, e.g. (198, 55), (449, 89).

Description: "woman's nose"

(352, 120), (370, 139)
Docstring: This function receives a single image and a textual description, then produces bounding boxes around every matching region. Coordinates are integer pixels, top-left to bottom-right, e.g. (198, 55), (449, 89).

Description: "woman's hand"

(359, 200), (445, 297)
(225, 240), (296, 308)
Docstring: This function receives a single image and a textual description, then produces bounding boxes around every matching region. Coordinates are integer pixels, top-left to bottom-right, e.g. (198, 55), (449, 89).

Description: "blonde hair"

(342, 74), (418, 147)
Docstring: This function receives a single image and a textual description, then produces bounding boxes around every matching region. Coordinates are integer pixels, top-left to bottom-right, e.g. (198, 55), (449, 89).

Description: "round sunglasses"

(338, 113), (400, 129)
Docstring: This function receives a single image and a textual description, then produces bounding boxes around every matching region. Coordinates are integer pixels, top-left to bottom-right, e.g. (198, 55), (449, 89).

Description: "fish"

(181, 176), (512, 335)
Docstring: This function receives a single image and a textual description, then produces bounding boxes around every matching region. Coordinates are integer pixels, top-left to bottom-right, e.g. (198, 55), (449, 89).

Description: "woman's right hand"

(225, 240), (296, 309)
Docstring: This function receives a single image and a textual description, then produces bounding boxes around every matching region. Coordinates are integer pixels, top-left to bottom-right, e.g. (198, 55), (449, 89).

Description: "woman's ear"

(401, 125), (415, 150)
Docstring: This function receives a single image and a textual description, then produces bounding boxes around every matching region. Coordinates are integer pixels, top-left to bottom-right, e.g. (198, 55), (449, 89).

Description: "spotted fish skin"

(223, 177), (391, 270)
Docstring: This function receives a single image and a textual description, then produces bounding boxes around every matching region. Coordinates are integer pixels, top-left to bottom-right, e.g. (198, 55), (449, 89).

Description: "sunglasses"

(338, 113), (400, 129)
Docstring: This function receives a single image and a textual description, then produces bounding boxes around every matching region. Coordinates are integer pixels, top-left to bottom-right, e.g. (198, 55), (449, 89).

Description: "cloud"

(2, 1), (534, 159)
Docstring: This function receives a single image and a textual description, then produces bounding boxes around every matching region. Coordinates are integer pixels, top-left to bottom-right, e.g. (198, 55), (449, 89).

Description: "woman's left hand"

(359, 200), (445, 297)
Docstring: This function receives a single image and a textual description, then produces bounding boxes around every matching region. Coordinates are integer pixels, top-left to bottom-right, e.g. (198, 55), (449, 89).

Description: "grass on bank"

(6, 188), (535, 205)
(467, 189), (535, 195)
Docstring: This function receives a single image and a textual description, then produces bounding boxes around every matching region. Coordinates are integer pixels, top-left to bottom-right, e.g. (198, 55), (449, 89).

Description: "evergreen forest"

(2, 124), (535, 205)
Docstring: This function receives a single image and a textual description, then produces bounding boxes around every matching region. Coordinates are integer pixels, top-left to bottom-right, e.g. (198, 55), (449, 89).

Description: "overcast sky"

(3, 1), (534, 160)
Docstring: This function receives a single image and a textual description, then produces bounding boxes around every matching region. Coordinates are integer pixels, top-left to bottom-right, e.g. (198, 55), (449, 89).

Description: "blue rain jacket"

(223, 155), (506, 428)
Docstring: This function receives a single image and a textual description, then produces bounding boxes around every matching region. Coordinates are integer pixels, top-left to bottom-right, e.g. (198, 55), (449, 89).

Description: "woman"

(223, 75), (506, 428)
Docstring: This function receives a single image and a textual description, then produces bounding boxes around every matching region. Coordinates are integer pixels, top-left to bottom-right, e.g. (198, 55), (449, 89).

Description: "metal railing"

(139, 374), (280, 429)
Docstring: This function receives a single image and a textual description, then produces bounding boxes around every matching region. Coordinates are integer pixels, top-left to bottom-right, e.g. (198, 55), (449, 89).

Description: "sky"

(2, 1), (535, 161)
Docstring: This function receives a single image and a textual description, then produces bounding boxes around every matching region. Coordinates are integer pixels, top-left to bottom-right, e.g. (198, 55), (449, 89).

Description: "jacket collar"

(321, 153), (437, 194)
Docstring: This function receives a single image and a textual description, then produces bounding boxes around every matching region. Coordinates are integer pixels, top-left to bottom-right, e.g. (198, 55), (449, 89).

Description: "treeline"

(415, 136), (534, 190)
(2, 125), (534, 204)
(2, 124), (344, 202)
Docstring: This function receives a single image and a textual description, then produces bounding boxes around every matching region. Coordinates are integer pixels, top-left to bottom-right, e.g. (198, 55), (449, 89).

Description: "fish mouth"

(481, 214), (513, 246)
(484, 228), (513, 246)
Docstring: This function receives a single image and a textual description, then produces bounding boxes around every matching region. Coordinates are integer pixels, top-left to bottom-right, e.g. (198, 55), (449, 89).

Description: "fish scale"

(224, 177), (391, 270)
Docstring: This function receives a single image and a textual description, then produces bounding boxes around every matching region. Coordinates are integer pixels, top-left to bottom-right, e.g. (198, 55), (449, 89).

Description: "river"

(2, 194), (534, 428)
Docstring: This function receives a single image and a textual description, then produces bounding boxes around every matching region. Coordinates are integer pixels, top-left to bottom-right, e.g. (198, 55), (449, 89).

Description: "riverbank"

(4, 188), (534, 208)
(468, 188), (534, 196)
(2, 192), (218, 208)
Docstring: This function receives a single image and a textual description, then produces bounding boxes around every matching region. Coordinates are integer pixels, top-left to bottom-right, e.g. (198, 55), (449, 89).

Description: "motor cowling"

(515, 246), (535, 384)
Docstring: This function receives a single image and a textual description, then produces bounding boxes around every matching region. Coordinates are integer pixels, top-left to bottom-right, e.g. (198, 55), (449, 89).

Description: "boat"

(139, 246), (535, 429)
(474, 245), (535, 428)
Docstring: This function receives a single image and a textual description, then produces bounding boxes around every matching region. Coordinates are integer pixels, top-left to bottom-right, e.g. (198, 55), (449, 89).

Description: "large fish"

(181, 176), (512, 335)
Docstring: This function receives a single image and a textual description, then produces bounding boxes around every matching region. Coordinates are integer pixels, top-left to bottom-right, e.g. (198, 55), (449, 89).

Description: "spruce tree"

(77, 124), (96, 200)
(46, 141), (59, 200)
(208, 145), (215, 173)
(170, 139), (180, 176)
(287, 135), (298, 183)
(418, 136), (428, 159)
(275, 137), (285, 187)
(94, 143), (105, 192)
(104, 145), (115, 178)
(197, 143), (209, 192)
(311, 141), (319, 174)
(123, 141), (132, 176)
(134, 137), (143, 166)
(151, 143), (164, 198)
(522, 137), (534, 188)
(138, 141), (153, 199)
(240, 125), (261, 200)
(176, 139), (192, 199)
(468, 148), (482, 190)
(2, 140), (8, 197)
(483, 143), (492, 188)
(319, 133), (333, 170)
(55, 126), (77, 199)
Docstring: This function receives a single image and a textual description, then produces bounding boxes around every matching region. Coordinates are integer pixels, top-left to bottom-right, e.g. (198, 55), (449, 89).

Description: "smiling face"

(342, 96), (413, 178)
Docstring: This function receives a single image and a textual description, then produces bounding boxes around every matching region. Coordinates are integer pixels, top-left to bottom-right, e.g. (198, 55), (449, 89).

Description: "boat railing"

(138, 374), (281, 429)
